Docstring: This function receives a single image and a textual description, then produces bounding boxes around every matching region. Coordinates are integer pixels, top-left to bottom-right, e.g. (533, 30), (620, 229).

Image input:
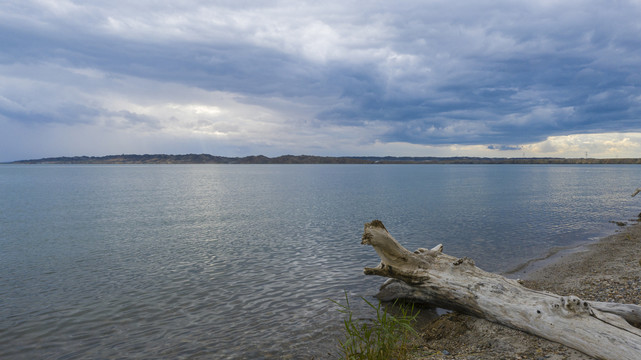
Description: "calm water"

(1, 164), (640, 359)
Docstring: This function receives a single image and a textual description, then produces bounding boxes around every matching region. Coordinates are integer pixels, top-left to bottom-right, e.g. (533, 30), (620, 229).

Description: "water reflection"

(1, 164), (640, 359)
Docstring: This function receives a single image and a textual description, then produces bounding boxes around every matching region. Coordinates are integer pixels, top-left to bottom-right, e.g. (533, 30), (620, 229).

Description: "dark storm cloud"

(0, 23), (330, 99)
(1, 0), (641, 157)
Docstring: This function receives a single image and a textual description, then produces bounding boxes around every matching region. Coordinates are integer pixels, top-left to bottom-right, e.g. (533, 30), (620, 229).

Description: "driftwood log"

(361, 220), (641, 360)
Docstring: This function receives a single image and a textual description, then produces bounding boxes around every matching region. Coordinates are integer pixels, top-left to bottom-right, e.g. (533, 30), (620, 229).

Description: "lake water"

(1, 164), (640, 359)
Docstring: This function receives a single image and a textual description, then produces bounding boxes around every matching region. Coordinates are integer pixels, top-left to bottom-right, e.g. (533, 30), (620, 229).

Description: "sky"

(1, 0), (641, 162)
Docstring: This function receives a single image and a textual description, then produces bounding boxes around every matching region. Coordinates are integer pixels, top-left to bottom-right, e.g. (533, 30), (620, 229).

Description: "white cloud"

(523, 133), (641, 158)
(3, 0), (641, 161)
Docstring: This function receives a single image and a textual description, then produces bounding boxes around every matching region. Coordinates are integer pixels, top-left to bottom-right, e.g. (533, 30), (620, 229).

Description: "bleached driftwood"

(361, 220), (641, 360)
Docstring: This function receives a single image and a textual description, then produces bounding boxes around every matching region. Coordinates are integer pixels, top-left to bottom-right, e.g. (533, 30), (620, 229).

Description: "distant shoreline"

(8, 154), (641, 165)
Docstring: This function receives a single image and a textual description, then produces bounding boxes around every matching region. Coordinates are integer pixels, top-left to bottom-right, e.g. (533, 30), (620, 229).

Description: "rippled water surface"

(1, 164), (640, 359)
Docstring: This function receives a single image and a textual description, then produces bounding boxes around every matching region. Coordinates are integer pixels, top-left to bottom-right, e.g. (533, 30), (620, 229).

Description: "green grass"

(330, 292), (419, 360)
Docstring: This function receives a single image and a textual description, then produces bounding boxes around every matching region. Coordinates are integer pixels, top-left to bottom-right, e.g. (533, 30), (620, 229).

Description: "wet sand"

(409, 221), (641, 360)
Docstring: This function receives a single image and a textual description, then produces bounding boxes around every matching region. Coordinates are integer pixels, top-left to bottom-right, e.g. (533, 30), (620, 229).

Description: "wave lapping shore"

(410, 222), (641, 360)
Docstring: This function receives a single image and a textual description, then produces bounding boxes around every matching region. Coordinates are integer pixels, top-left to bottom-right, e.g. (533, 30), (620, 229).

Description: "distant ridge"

(9, 154), (641, 164)
(11, 154), (367, 164)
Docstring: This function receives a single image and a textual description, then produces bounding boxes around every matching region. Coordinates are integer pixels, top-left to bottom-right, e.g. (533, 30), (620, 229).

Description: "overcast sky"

(2, 0), (641, 161)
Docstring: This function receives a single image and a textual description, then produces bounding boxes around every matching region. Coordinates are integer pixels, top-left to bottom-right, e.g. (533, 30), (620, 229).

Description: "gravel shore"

(409, 221), (641, 360)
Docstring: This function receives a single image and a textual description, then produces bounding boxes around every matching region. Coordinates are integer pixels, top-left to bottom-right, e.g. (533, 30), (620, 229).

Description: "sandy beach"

(408, 220), (641, 360)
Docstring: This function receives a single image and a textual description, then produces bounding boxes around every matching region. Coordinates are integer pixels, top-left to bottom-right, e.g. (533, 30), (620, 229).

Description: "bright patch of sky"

(1, 0), (640, 161)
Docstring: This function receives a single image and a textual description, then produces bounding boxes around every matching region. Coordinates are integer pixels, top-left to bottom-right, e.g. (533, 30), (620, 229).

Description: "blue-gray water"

(1, 164), (640, 359)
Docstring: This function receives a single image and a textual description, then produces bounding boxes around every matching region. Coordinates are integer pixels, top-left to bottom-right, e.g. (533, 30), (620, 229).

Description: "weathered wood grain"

(361, 220), (641, 360)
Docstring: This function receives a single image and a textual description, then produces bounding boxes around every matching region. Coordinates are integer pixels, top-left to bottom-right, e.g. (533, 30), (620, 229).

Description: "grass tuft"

(330, 291), (419, 360)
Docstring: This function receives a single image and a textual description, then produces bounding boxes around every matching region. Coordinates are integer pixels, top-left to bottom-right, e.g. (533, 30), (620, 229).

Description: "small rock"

(441, 349), (450, 355)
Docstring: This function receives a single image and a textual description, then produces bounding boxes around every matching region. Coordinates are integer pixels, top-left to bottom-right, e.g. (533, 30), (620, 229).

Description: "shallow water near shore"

(1, 164), (640, 359)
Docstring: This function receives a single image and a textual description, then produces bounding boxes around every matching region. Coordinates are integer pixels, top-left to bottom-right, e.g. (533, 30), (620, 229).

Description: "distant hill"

(8, 154), (641, 164)
(11, 154), (369, 164)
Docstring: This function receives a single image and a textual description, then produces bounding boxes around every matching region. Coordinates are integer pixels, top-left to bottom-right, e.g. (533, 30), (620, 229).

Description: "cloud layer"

(1, 0), (641, 160)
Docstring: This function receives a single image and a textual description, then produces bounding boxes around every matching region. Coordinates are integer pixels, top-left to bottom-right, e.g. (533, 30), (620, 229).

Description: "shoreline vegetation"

(408, 220), (641, 360)
(7, 153), (641, 165)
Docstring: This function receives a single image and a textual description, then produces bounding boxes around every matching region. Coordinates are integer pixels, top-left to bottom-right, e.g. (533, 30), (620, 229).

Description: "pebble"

(412, 227), (641, 360)
(576, 277), (641, 304)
